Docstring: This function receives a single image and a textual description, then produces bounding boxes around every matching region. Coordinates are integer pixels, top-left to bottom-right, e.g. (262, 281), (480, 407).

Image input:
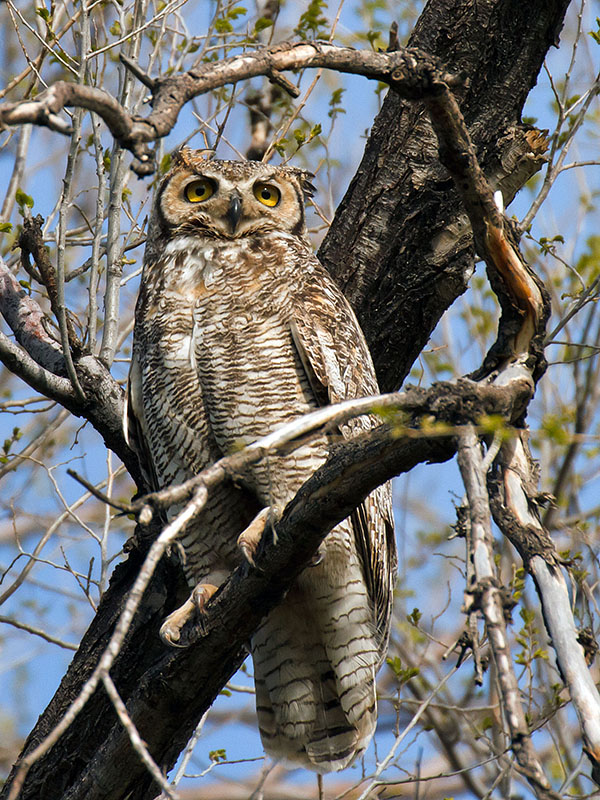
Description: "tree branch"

(488, 436), (600, 783)
(457, 426), (558, 800)
(319, 0), (568, 391)
(2, 372), (538, 800)
(0, 256), (146, 489)
(0, 2), (575, 798)
(0, 42), (459, 174)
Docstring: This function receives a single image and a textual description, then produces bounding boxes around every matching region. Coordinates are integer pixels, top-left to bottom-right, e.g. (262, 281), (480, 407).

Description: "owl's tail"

(251, 552), (380, 773)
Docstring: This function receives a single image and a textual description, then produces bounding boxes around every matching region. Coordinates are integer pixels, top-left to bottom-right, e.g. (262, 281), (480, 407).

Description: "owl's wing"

(290, 272), (397, 657)
(124, 350), (161, 494)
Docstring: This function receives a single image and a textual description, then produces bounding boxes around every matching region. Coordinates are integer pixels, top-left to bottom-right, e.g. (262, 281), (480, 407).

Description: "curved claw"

(159, 597), (195, 647)
(159, 582), (219, 648)
(192, 582), (219, 612)
(159, 618), (191, 649)
(237, 507), (271, 567)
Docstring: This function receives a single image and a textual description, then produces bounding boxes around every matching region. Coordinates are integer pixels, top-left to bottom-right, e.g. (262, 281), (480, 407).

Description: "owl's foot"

(159, 582), (219, 648)
(237, 507), (271, 567)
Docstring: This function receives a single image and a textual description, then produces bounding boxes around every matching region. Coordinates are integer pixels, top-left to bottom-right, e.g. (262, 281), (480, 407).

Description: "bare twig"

(457, 426), (557, 800)
(0, 124), (31, 222)
(6, 484), (208, 800)
(101, 673), (179, 799)
(0, 614), (78, 651)
(0, 42), (460, 174)
(126, 380), (531, 520)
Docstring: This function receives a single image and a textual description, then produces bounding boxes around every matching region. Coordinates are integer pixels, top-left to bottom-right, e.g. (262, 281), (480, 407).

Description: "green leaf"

(366, 29), (383, 48)
(328, 87), (346, 119)
(159, 153), (172, 175)
(407, 607), (422, 627)
(208, 748), (227, 763)
(294, 0), (329, 40)
(386, 656), (419, 686)
(16, 188), (34, 210)
(215, 17), (233, 33)
(227, 6), (246, 19)
(0, 222), (13, 233)
(254, 17), (273, 34)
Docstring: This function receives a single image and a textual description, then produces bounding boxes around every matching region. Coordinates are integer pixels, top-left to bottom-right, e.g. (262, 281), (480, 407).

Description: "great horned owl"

(127, 149), (397, 773)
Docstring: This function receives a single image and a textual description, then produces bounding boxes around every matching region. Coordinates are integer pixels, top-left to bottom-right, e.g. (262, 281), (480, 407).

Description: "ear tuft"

(297, 170), (317, 200)
(171, 147), (213, 170)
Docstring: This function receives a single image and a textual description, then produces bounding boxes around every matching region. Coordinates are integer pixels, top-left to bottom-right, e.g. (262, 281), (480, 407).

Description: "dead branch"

(422, 33), (600, 786)
(488, 437), (600, 783)
(18, 214), (82, 357)
(457, 427), (558, 799)
(0, 42), (460, 174)
(125, 379), (532, 521)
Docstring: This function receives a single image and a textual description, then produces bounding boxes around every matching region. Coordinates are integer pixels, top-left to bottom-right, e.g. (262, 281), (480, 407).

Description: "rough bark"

(319, 0), (567, 392)
(0, 0), (571, 798)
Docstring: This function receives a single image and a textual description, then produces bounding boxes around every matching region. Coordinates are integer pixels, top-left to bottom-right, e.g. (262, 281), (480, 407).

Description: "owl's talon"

(159, 582), (219, 647)
(192, 582), (219, 613)
(237, 507), (271, 567)
(308, 547), (324, 567)
(160, 596), (195, 647)
(159, 623), (189, 649)
(238, 539), (257, 568)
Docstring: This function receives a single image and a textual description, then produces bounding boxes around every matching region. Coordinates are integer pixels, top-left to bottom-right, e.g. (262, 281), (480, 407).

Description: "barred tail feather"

(251, 556), (381, 773)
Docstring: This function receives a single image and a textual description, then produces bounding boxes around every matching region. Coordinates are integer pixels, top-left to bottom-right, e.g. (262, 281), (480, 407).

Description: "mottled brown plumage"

(127, 150), (397, 772)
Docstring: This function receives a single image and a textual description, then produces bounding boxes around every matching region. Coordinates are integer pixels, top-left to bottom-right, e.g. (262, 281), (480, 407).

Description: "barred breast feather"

(128, 154), (396, 773)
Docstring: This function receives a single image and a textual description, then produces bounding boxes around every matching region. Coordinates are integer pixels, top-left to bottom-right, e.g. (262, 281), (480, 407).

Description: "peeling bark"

(319, 0), (567, 391)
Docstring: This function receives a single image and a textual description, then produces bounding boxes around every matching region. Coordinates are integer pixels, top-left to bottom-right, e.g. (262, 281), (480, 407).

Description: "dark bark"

(0, 0), (570, 798)
(0, 258), (146, 489)
(319, 0), (567, 392)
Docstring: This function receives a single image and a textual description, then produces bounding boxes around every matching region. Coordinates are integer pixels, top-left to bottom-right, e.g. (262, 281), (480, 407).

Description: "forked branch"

(0, 41), (460, 174)
(427, 57), (600, 787)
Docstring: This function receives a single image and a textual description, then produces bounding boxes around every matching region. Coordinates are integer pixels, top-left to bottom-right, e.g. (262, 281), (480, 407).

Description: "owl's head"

(153, 149), (315, 240)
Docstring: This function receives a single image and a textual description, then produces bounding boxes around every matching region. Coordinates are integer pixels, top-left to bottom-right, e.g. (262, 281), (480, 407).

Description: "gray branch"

(458, 426), (558, 800)
(489, 436), (600, 783)
(0, 330), (74, 404)
(0, 42), (460, 174)
(0, 256), (146, 488)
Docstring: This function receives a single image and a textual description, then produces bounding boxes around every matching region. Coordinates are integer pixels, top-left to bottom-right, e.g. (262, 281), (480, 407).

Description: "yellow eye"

(184, 178), (215, 203)
(253, 182), (280, 207)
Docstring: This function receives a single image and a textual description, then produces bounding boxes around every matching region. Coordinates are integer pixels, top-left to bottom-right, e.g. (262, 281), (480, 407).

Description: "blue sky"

(1, 1), (599, 797)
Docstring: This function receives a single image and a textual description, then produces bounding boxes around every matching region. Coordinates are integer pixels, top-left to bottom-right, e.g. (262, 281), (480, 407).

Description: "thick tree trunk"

(1, 0), (570, 798)
(320, 0), (566, 391)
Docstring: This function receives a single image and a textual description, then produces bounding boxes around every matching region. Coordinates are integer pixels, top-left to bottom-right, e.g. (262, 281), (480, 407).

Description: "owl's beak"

(226, 192), (243, 233)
